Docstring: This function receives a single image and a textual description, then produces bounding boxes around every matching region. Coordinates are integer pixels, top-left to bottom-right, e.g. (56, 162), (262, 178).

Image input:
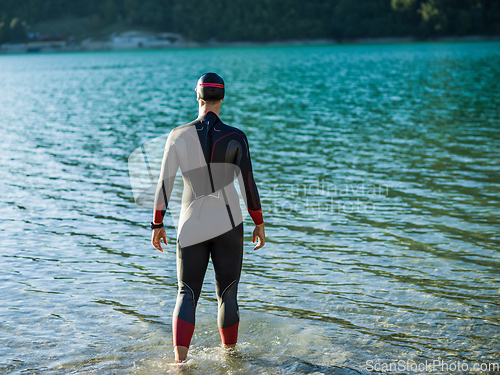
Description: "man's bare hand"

(252, 223), (265, 250)
(151, 227), (168, 252)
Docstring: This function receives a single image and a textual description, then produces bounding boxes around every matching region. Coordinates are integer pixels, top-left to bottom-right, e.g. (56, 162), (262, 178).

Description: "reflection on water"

(1, 42), (499, 374)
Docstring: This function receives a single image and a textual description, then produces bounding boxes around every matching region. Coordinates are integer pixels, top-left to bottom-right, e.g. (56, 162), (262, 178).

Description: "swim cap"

(196, 73), (225, 101)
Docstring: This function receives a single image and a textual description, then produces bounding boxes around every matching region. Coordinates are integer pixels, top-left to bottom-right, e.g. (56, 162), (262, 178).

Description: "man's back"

(155, 111), (262, 246)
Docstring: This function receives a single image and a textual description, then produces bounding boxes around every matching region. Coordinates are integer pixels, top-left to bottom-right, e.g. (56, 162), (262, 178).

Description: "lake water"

(1, 42), (499, 374)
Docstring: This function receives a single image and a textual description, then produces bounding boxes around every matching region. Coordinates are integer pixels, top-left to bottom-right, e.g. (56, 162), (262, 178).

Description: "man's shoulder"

(172, 119), (198, 132)
(218, 121), (246, 137)
(167, 119), (199, 140)
(168, 117), (246, 139)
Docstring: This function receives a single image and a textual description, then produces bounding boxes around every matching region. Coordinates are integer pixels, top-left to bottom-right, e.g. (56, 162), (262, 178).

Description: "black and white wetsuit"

(153, 111), (263, 347)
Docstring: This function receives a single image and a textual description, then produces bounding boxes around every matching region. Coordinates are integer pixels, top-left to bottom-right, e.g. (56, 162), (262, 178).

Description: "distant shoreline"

(196, 35), (500, 48)
(1, 34), (499, 55)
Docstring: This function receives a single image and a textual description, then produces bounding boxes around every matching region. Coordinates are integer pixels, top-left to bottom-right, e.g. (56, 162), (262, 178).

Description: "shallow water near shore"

(1, 42), (499, 374)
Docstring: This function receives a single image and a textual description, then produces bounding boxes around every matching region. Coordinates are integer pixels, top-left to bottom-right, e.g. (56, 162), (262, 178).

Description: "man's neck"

(198, 102), (221, 117)
(199, 108), (219, 117)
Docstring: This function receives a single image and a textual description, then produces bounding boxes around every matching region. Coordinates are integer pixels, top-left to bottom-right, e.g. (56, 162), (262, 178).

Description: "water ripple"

(1, 42), (499, 374)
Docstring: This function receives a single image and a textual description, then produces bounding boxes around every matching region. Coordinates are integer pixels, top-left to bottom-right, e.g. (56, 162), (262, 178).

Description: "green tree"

(1, 0), (500, 44)
(2, 17), (28, 42)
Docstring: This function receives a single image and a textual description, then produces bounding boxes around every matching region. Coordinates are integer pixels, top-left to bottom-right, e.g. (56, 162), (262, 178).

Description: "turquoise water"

(1, 42), (499, 374)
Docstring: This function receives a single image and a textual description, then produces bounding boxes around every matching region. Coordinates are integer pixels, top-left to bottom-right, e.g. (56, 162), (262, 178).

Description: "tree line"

(1, 0), (499, 44)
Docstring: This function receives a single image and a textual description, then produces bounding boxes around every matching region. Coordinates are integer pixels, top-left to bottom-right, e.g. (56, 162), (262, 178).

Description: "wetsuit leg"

(172, 240), (210, 348)
(211, 223), (244, 345)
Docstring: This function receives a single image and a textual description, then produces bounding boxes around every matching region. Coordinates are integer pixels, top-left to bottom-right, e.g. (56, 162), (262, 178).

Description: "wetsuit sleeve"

(152, 132), (179, 223)
(237, 134), (264, 225)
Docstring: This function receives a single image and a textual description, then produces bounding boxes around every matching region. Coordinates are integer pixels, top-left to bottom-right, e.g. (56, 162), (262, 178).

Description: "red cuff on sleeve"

(248, 208), (263, 225)
(153, 203), (165, 224)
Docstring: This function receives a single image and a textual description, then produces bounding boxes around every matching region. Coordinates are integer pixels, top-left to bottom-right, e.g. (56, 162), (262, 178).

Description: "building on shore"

(110, 31), (182, 49)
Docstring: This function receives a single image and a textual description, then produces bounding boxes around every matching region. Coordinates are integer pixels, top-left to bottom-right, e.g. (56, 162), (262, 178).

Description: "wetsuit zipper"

(205, 117), (235, 228)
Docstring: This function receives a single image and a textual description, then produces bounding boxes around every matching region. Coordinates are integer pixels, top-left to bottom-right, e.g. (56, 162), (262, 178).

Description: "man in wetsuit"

(150, 73), (265, 362)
